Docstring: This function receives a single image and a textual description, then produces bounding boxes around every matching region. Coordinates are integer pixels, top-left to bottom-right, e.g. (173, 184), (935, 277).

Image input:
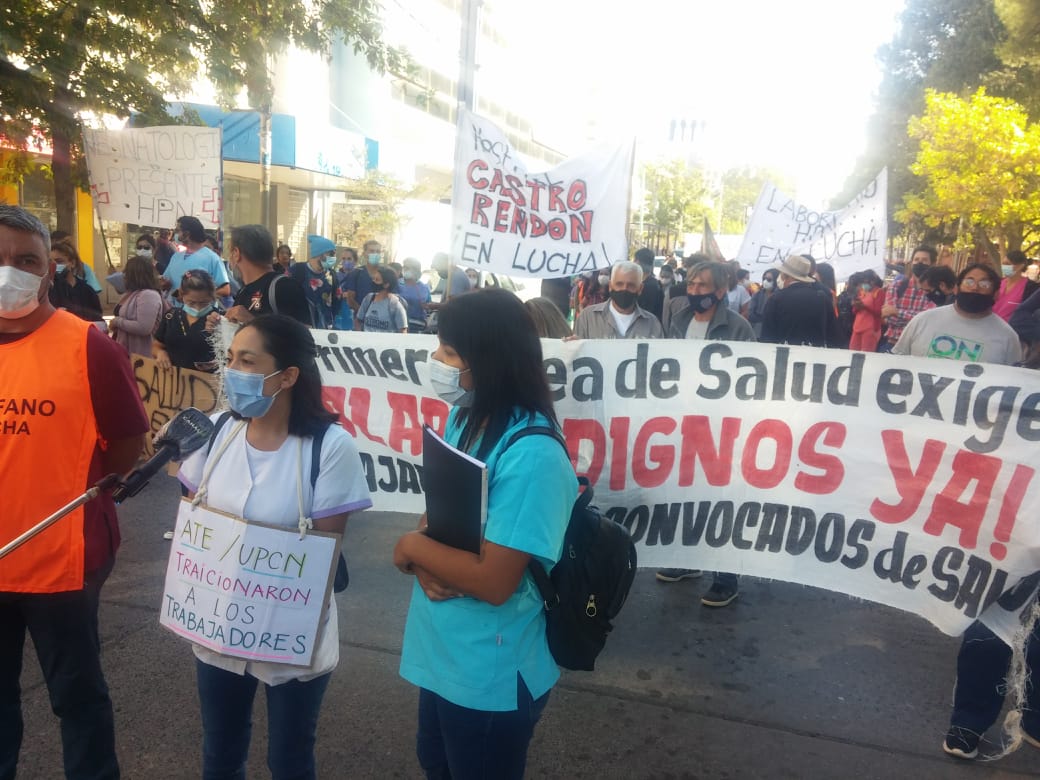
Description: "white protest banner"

(160, 501), (339, 666)
(82, 126), (222, 229)
(312, 330), (1040, 642)
(450, 109), (632, 279)
(736, 169), (887, 283)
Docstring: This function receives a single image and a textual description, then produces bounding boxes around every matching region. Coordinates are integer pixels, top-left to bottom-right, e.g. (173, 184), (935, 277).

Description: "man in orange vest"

(0, 205), (149, 779)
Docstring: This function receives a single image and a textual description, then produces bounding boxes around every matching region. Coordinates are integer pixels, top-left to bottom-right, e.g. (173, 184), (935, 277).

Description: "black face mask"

(956, 291), (994, 314)
(912, 262), (930, 279)
(927, 289), (947, 305)
(609, 289), (638, 310)
(686, 291), (718, 313)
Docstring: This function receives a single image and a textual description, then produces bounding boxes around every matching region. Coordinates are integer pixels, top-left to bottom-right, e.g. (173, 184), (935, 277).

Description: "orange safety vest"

(0, 310), (98, 592)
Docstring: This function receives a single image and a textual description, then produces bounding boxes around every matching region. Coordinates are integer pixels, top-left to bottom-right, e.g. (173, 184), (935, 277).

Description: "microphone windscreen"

(159, 408), (216, 461)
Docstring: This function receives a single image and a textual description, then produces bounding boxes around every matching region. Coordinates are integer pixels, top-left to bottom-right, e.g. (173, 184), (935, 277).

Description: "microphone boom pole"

(0, 474), (120, 562)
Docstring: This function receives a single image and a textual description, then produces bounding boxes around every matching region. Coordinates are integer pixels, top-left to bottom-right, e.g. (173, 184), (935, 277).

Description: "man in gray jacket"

(574, 261), (664, 339)
(657, 260), (754, 606)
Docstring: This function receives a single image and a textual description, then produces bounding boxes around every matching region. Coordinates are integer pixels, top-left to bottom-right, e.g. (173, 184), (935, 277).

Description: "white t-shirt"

(892, 305), (1022, 365)
(685, 317), (710, 340)
(178, 416), (372, 685)
(608, 303), (637, 336)
(727, 285), (751, 313)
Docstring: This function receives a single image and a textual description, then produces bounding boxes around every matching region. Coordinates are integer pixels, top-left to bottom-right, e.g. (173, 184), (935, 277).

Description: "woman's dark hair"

(815, 262), (836, 292)
(236, 314), (336, 437)
(51, 239), (83, 274)
(1008, 250), (1029, 268)
(136, 233), (157, 250)
(123, 256), (161, 292)
(276, 244), (293, 259)
(376, 265), (399, 291)
(761, 267), (779, 285)
(438, 288), (556, 459)
(342, 247), (358, 263)
(180, 268), (216, 296)
(846, 271), (863, 290)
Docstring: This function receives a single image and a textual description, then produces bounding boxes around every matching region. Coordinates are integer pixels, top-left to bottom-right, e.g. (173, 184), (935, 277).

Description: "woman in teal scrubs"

(394, 288), (577, 779)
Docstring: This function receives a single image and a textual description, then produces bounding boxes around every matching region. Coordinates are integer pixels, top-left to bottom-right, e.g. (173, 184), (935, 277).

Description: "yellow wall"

(76, 189), (95, 270)
(0, 183), (17, 205)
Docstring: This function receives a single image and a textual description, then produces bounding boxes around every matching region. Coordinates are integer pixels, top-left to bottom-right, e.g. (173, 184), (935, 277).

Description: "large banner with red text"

(312, 330), (1040, 641)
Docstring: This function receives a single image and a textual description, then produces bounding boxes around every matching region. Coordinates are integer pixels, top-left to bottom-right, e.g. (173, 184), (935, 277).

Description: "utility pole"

(446, 0), (480, 299)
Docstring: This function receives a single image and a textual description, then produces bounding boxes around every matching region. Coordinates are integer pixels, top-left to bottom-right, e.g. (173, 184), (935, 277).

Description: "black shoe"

(942, 726), (980, 759)
(655, 568), (702, 582)
(701, 581), (739, 607)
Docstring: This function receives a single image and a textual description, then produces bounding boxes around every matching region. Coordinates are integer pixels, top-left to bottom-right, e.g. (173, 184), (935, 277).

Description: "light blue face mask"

(322, 257), (338, 271)
(183, 304), (213, 318)
(55, 264), (67, 275)
(1001, 265), (1014, 277)
(224, 368), (282, 418)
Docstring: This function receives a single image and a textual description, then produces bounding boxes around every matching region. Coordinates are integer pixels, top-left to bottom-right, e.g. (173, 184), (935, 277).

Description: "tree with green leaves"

(717, 167), (787, 234)
(837, 0), (1040, 243)
(995, 0), (1040, 67)
(1, 0), (200, 231)
(203, 1), (408, 229)
(898, 88), (1040, 258)
(1, 0), (405, 233)
(638, 159), (710, 240)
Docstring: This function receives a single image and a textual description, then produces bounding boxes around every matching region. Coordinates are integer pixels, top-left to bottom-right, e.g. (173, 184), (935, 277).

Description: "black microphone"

(112, 407), (215, 503)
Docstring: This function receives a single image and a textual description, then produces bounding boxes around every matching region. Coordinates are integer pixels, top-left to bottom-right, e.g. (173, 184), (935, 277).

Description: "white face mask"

(0, 265), (46, 319)
(136, 248), (153, 259)
(428, 357), (473, 406)
(776, 277), (786, 290)
(762, 279), (774, 290)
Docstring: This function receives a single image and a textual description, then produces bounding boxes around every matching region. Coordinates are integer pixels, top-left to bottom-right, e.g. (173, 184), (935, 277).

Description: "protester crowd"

(4, 200), (1040, 778)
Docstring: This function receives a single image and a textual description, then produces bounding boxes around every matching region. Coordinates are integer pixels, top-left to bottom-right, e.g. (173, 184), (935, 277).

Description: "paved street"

(13, 473), (1040, 778)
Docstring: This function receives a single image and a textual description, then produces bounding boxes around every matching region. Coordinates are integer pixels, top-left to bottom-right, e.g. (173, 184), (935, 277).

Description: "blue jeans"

(950, 619), (1040, 736)
(0, 560), (118, 780)
(195, 660), (331, 780)
(417, 676), (550, 780)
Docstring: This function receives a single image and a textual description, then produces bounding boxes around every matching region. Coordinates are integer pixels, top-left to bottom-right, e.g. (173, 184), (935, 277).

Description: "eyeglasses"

(960, 278), (995, 292)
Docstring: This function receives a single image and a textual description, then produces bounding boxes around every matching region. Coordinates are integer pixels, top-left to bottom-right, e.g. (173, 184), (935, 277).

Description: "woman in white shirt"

(177, 314), (371, 779)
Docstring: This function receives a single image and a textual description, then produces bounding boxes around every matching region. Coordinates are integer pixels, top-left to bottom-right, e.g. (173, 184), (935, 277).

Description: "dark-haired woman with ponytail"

(393, 288), (577, 779)
(176, 314), (371, 779)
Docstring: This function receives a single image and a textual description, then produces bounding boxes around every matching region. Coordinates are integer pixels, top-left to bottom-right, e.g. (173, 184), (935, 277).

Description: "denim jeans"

(950, 618), (1040, 736)
(0, 560), (118, 780)
(195, 660), (331, 780)
(416, 676), (550, 780)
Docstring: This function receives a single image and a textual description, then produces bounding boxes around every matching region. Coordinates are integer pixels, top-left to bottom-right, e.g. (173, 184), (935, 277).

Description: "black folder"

(421, 425), (487, 554)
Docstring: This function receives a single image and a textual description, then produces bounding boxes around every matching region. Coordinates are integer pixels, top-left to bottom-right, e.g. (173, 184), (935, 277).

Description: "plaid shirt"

(883, 275), (935, 345)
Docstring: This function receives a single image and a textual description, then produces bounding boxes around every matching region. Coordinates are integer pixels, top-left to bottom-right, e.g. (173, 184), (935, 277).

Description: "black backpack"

(207, 413), (348, 592)
(505, 427), (638, 671)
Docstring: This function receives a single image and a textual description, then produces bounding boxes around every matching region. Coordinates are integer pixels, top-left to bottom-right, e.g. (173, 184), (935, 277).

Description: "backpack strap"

(206, 411), (234, 455)
(310, 424), (328, 490)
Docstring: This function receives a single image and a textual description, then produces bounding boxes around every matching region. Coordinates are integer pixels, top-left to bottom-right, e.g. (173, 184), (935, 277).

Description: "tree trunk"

(51, 122), (76, 236)
(973, 225), (1001, 267)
